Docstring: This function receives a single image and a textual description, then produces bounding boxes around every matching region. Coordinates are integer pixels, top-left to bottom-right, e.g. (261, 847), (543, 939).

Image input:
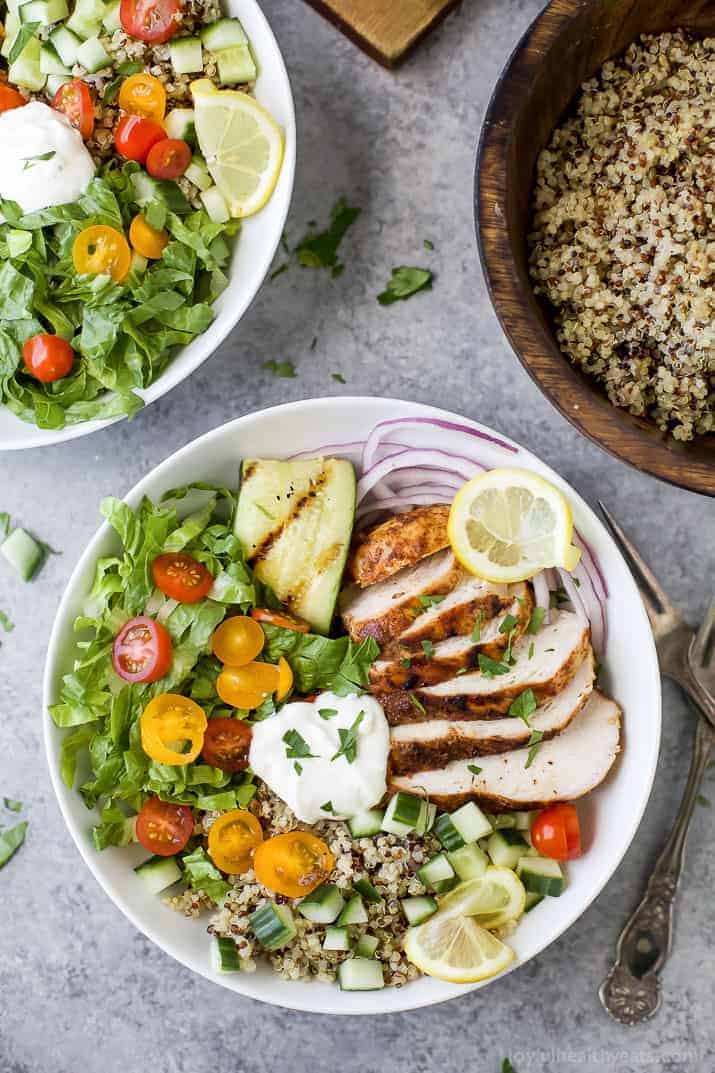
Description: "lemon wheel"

(403, 912), (514, 983)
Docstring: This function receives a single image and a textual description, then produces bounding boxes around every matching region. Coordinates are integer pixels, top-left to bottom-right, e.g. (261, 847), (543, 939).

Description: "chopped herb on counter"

(377, 266), (432, 305)
(263, 359), (296, 378)
(423, 239), (434, 250)
(0, 821), (27, 869)
(331, 372), (346, 384)
(295, 198), (361, 274)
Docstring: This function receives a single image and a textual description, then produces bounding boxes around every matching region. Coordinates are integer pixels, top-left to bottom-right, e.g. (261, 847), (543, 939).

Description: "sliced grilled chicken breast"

(389, 650), (595, 773)
(379, 611), (590, 723)
(393, 575), (518, 651)
(390, 689), (620, 810)
(340, 548), (463, 644)
(348, 505), (450, 587)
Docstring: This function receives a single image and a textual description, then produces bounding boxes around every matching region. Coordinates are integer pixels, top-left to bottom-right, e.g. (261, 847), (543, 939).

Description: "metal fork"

(597, 503), (715, 1026)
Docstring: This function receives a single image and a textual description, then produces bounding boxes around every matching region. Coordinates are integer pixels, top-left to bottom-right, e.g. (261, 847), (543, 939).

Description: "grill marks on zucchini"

(250, 468), (330, 566)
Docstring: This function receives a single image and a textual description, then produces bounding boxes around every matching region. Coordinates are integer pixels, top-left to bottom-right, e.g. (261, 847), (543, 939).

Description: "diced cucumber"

(524, 891), (544, 912)
(1, 528), (44, 581)
(417, 852), (457, 894)
(6, 230), (33, 258)
(514, 810), (537, 831)
(184, 153), (213, 192)
(337, 894), (368, 926)
(348, 809), (384, 839)
(200, 16), (247, 50)
(337, 957), (384, 991)
(447, 842), (489, 881)
(169, 35), (203, 74)
(215, 43), (256, 86)
(492, 813), (517, 830)
(164, 106), (196, 143)
(50, 24), (81, 65)
(40, 42), (70, 74)
(45, 72), (71, 96)
(433, 814), (464, 852)
(401, 895), (438, 925)
(1, 13), (20, 58)
(75, 35), (110, 72)
(353, 876), (382, 904)
(200, 185), (230, 224)
(101, 0), (121, 31)
(323, 926), (351, 952)
(134, 854), (182, 894)
(297, 883), (344, 924)
(450, 802), (494, 843)
(487, 829), (530, 870)
(211, 936), (242, 972)
(355, 933), (379, 958)
(9, 36), (46, 92)
(383, 792), (423, 833)
(517, 856), (566, 897)
(65, 10), (100, 37)
(249, 902), (297, 950)
(20, 0), (68, 24)
(415, 801), (437, 836)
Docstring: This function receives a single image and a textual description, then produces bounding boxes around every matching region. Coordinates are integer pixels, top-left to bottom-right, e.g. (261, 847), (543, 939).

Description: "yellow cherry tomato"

(118, 72), (166, 121)
(254, 831), (335, 897)
(129, 213), (169, 259)
(208, 809), (264, 874)
(72, 225), (131, 283)
(216, 661), (280, 710)
(275, 656), (293, 702)
(140, 693), (207, 766)
(212, 615), (265, 667)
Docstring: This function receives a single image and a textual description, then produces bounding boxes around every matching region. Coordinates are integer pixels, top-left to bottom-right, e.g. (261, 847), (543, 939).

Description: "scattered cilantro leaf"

(421, 639), (434, 660)
(269, 263), (289, 281)
(696, 794), (711, 808)
(321, 801), (335, 813)
(502, 1061), (517, 1073)
(118, 60), (144, 75)
(423, 239), (434, 250)
(478, 653), (510, 678)
(525, 730), (544, 769)
(0, 513), (9, 539)
(310, 336), (317, 350)
(418, 593), (446, 611)
(503, 629), (517, 665)
(527, 607), (546, 634)
(23, 150), (56, 171)
(331, 710), (364, 764)
(263, 359), (296, 378)
(509, 688), (537, 723)
(499, 614), (517, 635)
(377, 266), (432, 306)
(471, 616), (482, 643)
(318, 708), (338, 720)
(528, 641), (535, 660)
(0, 821), (27, 869)
(400, 657), (412, 669)
(295, 198), (361, 273)
(456, 667), (469, 676)
(550, 586), (569, 608)
(467, 764), (482, 776)
(331, 372), (346, 384)
(0, 611), (14, 632)
(294, 761), (303, 775)
(3, 798), (22, 812)
(409, 693), (426, 715)
(283, 729), (317, 760)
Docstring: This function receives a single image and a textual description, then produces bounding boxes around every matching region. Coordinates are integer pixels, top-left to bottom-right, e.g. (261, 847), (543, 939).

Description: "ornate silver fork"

(597, 503), (715, 1026)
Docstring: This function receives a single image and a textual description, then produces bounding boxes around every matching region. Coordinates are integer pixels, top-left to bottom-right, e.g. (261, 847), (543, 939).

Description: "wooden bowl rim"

(474, 0), (715, 498)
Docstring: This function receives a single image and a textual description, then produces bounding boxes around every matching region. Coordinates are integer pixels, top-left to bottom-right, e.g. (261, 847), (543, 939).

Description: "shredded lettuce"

(181, 846), (231, 904)
(260, 625), (379, 696)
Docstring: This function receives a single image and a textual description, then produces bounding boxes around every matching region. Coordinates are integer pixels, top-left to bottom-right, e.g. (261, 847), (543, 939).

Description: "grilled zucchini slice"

(234, 457), (356, 634)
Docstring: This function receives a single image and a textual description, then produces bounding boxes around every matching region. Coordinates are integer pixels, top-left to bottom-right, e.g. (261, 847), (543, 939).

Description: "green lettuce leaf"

(181, 846), (231, 904)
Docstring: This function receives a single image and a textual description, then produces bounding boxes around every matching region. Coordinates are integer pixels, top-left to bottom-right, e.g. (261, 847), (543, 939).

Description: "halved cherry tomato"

(22, 334), (74, 383)
(212, 616), (265, 667)
(112, 615), (172, 683)
(114, 113), (166, 163)
(118, 71), (166, 121)
(146, 137), (191, 180)
(135, 796), (193, 856)
(140, 692), (207, 766)
(208, 809), (263, 874)
(251, 608), (310, 633)
(253, 831), (335, 897)
(129, 213), (168, 259)
(152, 552), (213, 603)
(0, 83), (27, 112)
(120, 0), (180, 43)
(531, 803), (582, 861)
(52, 79), (94, 139)
(72, 225), (131, 283)
(201, 717), (252, 772)
(275, 656), (293, 702)
(216, 662), (280, 710)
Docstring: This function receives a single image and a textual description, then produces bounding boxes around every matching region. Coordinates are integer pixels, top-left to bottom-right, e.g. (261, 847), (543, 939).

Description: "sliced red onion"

(357, 449), (484, 503)
(289, 440), (365, 460)
(574, 530), (610, 600)
(557, 567), (589, 622)
(362, 416), (518, 472)
(573, 563), (607, 655)
(531, 571), (551, 624)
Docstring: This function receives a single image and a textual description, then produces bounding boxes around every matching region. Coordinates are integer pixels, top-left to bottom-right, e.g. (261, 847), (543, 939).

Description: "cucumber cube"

(169, 35), (203, 74)
(215, 43), (256, 86)
(200, 16), (247, 50)
(200, 186), (230, 224)
(75, 35), (111, 73)
(50, 25), (81, 66)
(40, 42), (70, 75)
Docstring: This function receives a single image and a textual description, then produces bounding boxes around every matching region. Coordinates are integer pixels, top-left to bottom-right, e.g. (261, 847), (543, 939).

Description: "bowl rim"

(0, 0), (296, 453)
(42, 396), (662, 1014)
(474, 0), (715, 498)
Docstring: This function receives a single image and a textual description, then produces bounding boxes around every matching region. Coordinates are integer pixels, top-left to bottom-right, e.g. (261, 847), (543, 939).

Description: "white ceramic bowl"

(43, 397), (661, 1014)
(0, 1), (295, 451)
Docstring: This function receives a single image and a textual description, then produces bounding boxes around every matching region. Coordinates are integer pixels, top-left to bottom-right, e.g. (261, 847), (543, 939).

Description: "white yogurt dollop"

(249, 691), (390, 824)
(0, 101), (96, 214)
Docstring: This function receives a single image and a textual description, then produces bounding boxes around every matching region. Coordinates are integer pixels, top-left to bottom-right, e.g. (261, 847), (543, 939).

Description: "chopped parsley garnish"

(331, 372), (346, 383)
(525, 730), (544, 769)
(321, 801), (335, 813)
(550, 587), (569, 608)
(283, 729), (317, 760)
(423, 239), (434, 250)
(318, 708), (338, 720)
(503, 630), (517, 665)
(478, 653), (510, 678)
(331, 710), (364, 764)
(526, 607), (546, 634)
(467, 764), (482, 776)
(499, 613), (518, 635)
(0, 610), (14, 632)
(509, 688), (537, 723)
(400, 657), (412, 669)
(502, 1061), (517, 1073)
(310, 336), (317, 350)
(545, 647), (555, 652)
(3, 797), (22, 812)
(263, 359), (296, 378)
(9, 23), (39, 64)
(118, 60), (144, 75)
(528, 641), (535, 660)
(418, 593), (446, 610)
(295, 198), (361, 275)
(409, 693), (426, 715)
(269, 263), (289, 281)
(294, 761), (303, 775)
(377, 266), (433, 305)
(23, 150), (55, 170)
(697, 794), (711, 808)
(456, 667), (469, 676)
(471, 616), (482, 643)
(421, 639), (434, 660)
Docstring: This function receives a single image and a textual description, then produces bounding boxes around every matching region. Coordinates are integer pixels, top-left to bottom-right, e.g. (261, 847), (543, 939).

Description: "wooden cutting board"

(302, 0), (461, 67)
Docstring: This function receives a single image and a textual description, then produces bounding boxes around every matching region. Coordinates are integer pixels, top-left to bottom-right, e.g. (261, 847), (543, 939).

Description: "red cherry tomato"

(531, 803), (582, 861)
(135, 797), (194, 856)
(52, 79), (94, 140)
(114, 114), (166, 163)
(201, 717), (252, 772)
(112, 615), (172, 683)
(146, 137), (192, 180)
(120, 0), (181, 43)
(22, 334), (74, 383)
(0, 84), (27, 112)
(152, 553), (213, 604)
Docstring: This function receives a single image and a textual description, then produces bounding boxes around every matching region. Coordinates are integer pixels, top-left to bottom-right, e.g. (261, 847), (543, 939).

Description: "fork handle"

(599, 714), (714, 1025)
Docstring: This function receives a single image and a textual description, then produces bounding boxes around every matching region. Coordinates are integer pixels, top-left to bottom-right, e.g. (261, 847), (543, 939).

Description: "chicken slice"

(389, 650), (595, 773)
(348, 505), (451, 587)
(389, 689), (621, 810)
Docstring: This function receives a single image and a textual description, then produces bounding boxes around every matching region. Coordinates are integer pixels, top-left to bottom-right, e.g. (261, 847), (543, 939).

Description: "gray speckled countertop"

(1, 1), (714, 1070)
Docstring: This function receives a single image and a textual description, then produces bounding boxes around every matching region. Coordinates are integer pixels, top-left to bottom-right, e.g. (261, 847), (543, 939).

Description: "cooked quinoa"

(528, 30), (714, 441)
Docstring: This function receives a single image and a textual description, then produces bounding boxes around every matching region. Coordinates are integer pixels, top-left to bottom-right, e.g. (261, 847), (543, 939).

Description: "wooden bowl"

(476, 0), (715, 497)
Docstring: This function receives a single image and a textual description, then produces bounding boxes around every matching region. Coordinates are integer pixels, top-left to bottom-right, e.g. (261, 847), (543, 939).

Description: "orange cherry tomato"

(140, 692), (207, 766)
(212, 616), (265, 667)
(253, 831), (335, 897)
(531, 803), (582, 861)
(112, 615), (172, 683)
(275, 656), (293, 702)
(0, 83), (27, 112)
(114, 113), (166, 163)
(72, 225), (131, 283)
(52, 79), (94, 139)
(251, 608), (310, 633)
(216, 662), (280, 710)
(146, 137), (191, 180)
(135, 796), (193, 856)
(208, 809), (263, 874)
(152, 552), (213, 603)
(22, 334), (74, 383)
(201, 717), (252, 772)
(129, 213), (169, 259)
(118, 72), (166, 121)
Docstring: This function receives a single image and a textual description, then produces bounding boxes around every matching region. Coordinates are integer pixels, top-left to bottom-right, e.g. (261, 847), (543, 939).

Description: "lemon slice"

(404, 911), (514, 983)
(191, 79), (284, 218)
(448, 468), (581, 583)
(438, 867), (526, 929)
